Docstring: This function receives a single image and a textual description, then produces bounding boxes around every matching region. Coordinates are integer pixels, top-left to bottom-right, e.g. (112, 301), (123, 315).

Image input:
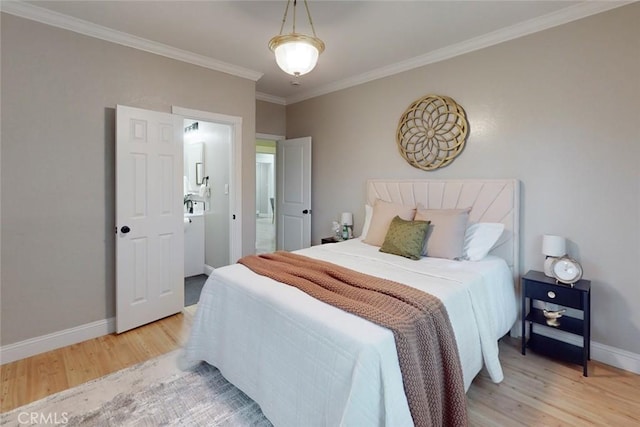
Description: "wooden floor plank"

(1, 309), (639, 426)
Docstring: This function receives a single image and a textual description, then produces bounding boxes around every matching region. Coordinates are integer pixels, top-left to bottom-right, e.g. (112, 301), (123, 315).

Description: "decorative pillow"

(462, 223), (505, 261)
(360, 204), (373, 239)
(379, 216), (430, 260)
(414, 207), (471, 259)
(362, 200), (416, 247)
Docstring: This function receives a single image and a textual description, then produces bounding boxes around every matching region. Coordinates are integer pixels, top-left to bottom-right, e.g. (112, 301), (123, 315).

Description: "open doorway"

(173, 106), (243, 265)
(256, 139), (276, 254)
(174, 105), (243, 308)
(182, 118), (232, 306)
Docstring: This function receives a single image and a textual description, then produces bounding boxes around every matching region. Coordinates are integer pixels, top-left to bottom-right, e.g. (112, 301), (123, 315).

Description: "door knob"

(120, 226), (131, 234)
(302, 209), (311, 214)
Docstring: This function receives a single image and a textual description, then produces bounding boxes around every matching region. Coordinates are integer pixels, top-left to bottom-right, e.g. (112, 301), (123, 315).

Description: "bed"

(183, 179), (520, 426)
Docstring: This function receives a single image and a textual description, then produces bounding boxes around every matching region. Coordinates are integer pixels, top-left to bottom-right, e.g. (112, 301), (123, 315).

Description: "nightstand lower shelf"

(526, 333), (584, 366)
(525, 308), (584, 336)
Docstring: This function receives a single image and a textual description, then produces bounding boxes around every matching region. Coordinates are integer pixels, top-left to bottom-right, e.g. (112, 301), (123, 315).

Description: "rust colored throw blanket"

(238, 251), (468, 427)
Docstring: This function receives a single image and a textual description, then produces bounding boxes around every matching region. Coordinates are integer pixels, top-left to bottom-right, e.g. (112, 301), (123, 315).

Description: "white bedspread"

(182, 239), (517, 427)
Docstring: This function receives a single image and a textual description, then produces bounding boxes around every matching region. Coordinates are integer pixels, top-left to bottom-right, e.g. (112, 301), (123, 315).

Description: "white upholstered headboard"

(366, 179), (520, 281)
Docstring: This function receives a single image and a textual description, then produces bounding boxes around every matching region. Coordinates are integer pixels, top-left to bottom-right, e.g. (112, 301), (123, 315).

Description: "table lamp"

(542, 234), (566, 277)
(341, 212), (353, 239)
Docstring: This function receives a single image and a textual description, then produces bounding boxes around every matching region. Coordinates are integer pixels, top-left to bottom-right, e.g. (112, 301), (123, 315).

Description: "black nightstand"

(521, 270), (591, 376)
(321, 236), (341, 244)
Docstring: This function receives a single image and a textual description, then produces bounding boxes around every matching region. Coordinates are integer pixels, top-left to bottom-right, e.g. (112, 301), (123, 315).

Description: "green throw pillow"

(379, 216), (430, 260)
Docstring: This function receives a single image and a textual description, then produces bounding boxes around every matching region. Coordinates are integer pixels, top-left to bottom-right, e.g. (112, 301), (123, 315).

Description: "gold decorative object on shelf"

(396, 94), (469, 171)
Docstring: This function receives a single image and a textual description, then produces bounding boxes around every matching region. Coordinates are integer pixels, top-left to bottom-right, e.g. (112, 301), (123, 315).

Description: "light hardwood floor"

(2, 308), (639, 426)
(1, 306), (196, 413)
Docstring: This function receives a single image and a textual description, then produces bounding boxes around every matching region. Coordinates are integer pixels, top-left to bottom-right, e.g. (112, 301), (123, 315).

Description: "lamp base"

(543, 256), (557, 277)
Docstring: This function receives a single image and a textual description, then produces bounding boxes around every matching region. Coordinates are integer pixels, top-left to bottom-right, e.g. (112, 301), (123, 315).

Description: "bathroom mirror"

(195, 162), (204, 185)
(185, 142), (204, 192)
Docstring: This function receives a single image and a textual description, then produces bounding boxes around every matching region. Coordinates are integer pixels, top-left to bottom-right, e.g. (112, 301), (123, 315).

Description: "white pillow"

(462, 223), (505, 261)
(360, 204), (373, 239)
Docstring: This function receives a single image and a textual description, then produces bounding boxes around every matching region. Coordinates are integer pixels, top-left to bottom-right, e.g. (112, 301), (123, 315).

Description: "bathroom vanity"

(184, 213), (205, 277)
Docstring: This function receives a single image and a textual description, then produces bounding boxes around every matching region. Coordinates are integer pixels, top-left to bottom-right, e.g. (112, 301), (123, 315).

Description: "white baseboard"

(592, 341), (640, 374)
(531, 325), (640, 375)
(2, 274), (214, 365)
(0, 317), (116, 365)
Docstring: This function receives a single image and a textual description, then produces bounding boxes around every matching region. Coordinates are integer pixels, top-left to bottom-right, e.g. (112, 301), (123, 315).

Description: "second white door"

(276, 137), (312, 251)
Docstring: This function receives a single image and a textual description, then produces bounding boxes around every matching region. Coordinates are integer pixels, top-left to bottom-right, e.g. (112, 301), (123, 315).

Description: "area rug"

(1, 350), (272, 426)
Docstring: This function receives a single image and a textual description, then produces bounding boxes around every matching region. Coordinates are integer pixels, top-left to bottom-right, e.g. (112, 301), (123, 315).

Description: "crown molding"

(285, 1), (634, 104)
(0, 0), (263, 82)
(256, 92), (287, 105)
(1, 0), (632, 104)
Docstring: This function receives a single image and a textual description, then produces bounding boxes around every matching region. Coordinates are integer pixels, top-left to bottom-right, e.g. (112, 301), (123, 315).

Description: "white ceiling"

(6, 1), (631, 104)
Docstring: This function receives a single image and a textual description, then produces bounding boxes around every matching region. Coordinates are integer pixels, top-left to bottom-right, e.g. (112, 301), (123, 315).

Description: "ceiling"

(7, 1), (630, 104)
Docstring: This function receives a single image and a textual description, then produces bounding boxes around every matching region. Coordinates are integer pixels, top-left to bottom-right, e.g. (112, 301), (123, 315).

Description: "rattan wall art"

(396, 94), (469, 171)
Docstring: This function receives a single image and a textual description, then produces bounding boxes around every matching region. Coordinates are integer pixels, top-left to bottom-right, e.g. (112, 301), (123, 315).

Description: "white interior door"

(277, 137), (312, 251)
(116, 105), (184, 333)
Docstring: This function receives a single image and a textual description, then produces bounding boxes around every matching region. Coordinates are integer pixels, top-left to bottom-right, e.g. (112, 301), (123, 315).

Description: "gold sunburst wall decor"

(396, 94), (469, 171)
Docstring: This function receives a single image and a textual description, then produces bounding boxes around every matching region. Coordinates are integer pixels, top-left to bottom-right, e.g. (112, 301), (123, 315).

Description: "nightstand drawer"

(525, 281), (583, 309)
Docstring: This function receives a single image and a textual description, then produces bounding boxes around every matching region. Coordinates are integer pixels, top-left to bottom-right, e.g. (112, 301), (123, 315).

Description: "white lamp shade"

(542, 234), (566, 257)
(274, 41), (319, 76)
(341, 212), (353, 226)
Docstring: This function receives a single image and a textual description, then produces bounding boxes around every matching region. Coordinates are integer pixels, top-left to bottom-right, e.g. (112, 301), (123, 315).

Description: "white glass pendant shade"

(269, 33), (325, 76)
(274, 41), (318, 76)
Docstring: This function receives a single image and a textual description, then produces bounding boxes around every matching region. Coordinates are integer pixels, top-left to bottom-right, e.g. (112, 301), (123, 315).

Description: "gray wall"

(287, 4), (640, 354)
(202, 122), (231, 268)
(256, 100), (286, 136)
(0, 13), (257, 345)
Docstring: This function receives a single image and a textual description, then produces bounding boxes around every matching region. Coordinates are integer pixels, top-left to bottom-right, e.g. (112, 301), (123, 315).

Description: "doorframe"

(257, 133), (285, 140)
(173, 106), (243, 263)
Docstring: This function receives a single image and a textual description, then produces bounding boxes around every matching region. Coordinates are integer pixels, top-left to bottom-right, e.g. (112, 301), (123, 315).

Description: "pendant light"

(268, 0), (325, 77)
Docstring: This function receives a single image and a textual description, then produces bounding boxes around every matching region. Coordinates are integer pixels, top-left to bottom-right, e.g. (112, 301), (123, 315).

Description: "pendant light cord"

(278, 0), (292, 35)
(277, 0), (318, 37)
(303, 0), (318, 38)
